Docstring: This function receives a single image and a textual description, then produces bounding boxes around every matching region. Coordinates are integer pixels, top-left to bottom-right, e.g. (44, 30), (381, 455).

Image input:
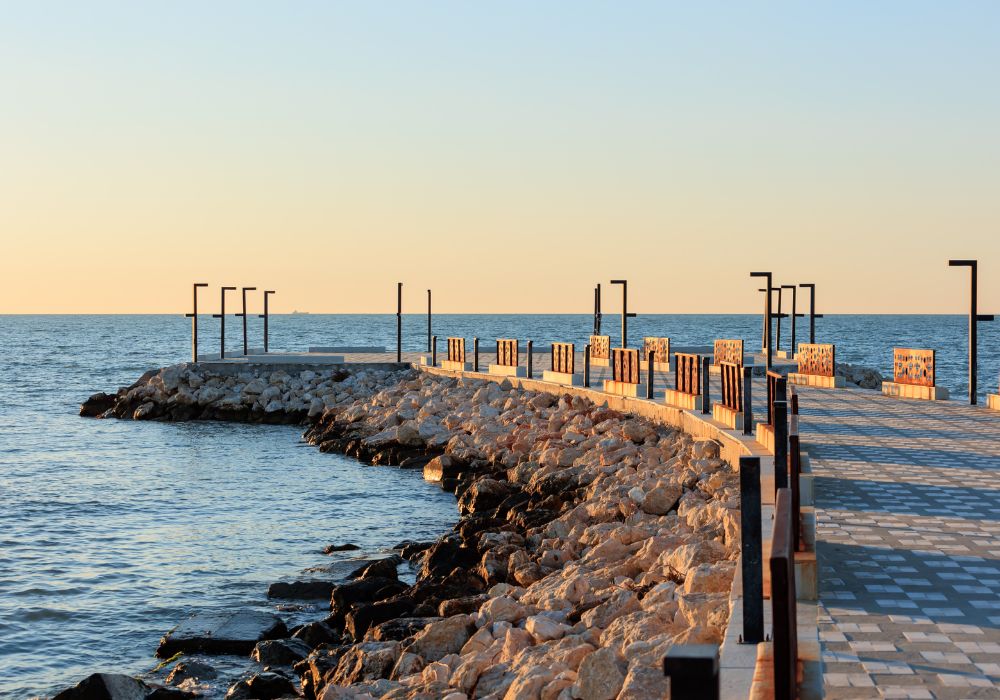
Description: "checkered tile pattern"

(799, 387), (1000, 698)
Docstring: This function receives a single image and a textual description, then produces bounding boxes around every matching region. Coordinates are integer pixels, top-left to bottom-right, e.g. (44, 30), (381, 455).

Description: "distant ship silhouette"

(291, 310), (310, 315)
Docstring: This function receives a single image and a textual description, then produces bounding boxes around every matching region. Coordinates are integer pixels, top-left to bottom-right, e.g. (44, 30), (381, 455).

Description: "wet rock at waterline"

(156, 610), (287, 658)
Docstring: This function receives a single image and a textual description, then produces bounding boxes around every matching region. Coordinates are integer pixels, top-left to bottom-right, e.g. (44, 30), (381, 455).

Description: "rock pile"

(79, 364), (403, 424)
(285, 373), (739, 699)
(836, 363), (884, 389)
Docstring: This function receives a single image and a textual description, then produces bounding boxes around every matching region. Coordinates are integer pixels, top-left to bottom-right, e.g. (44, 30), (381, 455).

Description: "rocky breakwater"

(287, 373), (740, 700)
(80, 364), (404, 424)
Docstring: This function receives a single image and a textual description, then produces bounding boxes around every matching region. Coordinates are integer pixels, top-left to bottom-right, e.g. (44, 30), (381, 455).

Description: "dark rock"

(243, 672), (297, 699)
(438, 595), (488, 617)
(458, 478), (518, 516)
(366, 616), (440, 642)
(267, 580), (335, 600)
(157, 611), (287, 658)
(348, 557), (400, 581)
(251, 637), (313, 666)
(329, 641), (401, 686)
(79, 392), (118, 418)
(298, 648), (348, 699)
(420, 540), (479, 579)
(330, 577), (405, 609)
(291, 620), (340, 648)
(322, 543), (360, 554)
(399, 541), (433, 561)
(165, 660), (217, 685)
(145, 689), (197, 700)
(345, 598), (415, 640)
(52, 673), (149, 700)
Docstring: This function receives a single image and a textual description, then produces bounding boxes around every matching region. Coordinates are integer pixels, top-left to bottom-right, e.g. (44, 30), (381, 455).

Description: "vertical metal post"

(185, 283), (209, 362)
(584, 344), (591, 387)
(427, 289), (432, 353)
(431, 335), (437, 366)
(948, 260), (995, 404)
(473, 337), (479, 372)
(751, 273), (773, 370)
(212, 287), (236, 359)
(799, 283), (821, 344)
(790, 434), (802, 553)
(527, 340), (533, 379)
(646, 350), (655, 400)
(595, 284), (602, 335)
(235, 286), (256, 355)
(773, 399), (788, 492)
(663, 645), (720, 700)
(739, 456), (764, 644)
(396, 282), (402, 362)
(742, 366), (753, 435)
(701, 356), (711, 414)
(782, 285), (799, 357)
(775, 286), (783, 353)
(610, 279), (636, 348)
(257, 290), (274, 353)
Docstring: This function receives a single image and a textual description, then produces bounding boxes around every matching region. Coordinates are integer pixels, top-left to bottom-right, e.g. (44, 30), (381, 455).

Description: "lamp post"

(257, 290), (275, 352)
(751, 272), (773, 370)
(396, 282), (403, 362)
(610, 279), (637, 348)
(184, 283), (209, 362)
(781, 285), (803, 357)
(235, 286), (256, 356)
(594, 284), (602, 335)
(212, 287), (236, 359)
(948, 260), (995, 404)
(798, 284), (823, 344)
(427, 289), (432, 353)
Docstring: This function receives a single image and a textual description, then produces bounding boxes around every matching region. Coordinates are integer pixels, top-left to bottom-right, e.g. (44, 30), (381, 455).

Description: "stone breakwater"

(77, 365), (739, 700)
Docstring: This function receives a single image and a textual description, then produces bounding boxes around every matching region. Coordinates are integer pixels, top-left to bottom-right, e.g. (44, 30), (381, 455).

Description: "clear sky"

(1, 2), (998, 314)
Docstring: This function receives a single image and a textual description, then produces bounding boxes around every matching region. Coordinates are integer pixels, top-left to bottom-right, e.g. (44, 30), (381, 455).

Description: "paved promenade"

(797, 387), (1000, 699)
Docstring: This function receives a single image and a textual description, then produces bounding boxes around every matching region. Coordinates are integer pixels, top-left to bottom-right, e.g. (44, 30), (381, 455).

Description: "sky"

(1, 2), (998, 314)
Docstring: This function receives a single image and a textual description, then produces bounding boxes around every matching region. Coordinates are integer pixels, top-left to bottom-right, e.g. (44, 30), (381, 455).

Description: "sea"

(1, 313), (998, 698)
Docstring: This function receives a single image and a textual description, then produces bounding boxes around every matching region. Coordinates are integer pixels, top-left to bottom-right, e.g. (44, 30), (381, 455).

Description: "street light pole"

(257, 290), (275, 352)
(781, 284), (802, 357)
(236, 286), (256, 355)
(948, 260), (995, 404)
(751, 272), (773, 370)
(610, 280), (637, 348)
(184, 283), (209, 362)
(212, 286), (236, 359)
(798, 283), (823, 344)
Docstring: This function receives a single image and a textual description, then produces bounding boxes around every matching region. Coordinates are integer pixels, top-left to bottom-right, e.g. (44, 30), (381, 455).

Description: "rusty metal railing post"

(773, 399), (788, 492)
(257, 290), (274, 353)
(431, 335), (437, 367)
(663, 645), (720, 700)
(527, 340), (533, 379)
(473, 337), (479, 372)
(584, 344), (591, 387)
(235, 286), (256, 356)
(701, 356), (711, 414)
(742, 366), (753, 435)
(185, 283), (209, 362)
(212, 286), (236, 359)
(646, 350), (655, 399)
(750, 272), (773, 370)
(948, 259), (995, 404)
(739, 456), (764, 644)
(395, 282), (403, 362)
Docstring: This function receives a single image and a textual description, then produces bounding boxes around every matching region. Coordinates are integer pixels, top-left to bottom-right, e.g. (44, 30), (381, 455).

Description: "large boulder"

(251, 638), (312, 666)
(157, 611), (287, 658)
(404, 615), (475, 662)
(53, 674), (148, 700)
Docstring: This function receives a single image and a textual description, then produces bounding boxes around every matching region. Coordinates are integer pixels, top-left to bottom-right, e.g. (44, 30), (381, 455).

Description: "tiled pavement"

(797, 387), (1000, 699)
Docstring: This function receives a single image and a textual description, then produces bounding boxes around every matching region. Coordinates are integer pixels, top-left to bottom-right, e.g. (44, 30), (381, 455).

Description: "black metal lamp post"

(774, 286), (784, 352)
(781, 285), (803, 357)
(184, 283), (209, 362)
(396, 282), (403, 362)
(593, 283), (602, 335)
(235, 286), (256, 356)
(798, 283), (823, 344)
(426, 289), (432, 353)
(257, 290), (275, 352)
(610, 279), (636, 348)
(212, 286), (236, 359)
(948, 260), (995, 404)
(751, 272), (773, 370)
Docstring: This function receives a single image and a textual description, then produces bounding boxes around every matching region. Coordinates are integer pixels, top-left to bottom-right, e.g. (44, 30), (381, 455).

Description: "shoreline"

(69, 363), (740, 700)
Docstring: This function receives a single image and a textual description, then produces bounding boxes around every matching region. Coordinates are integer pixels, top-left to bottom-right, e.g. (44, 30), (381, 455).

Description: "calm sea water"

(1, 313), (998, 698)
